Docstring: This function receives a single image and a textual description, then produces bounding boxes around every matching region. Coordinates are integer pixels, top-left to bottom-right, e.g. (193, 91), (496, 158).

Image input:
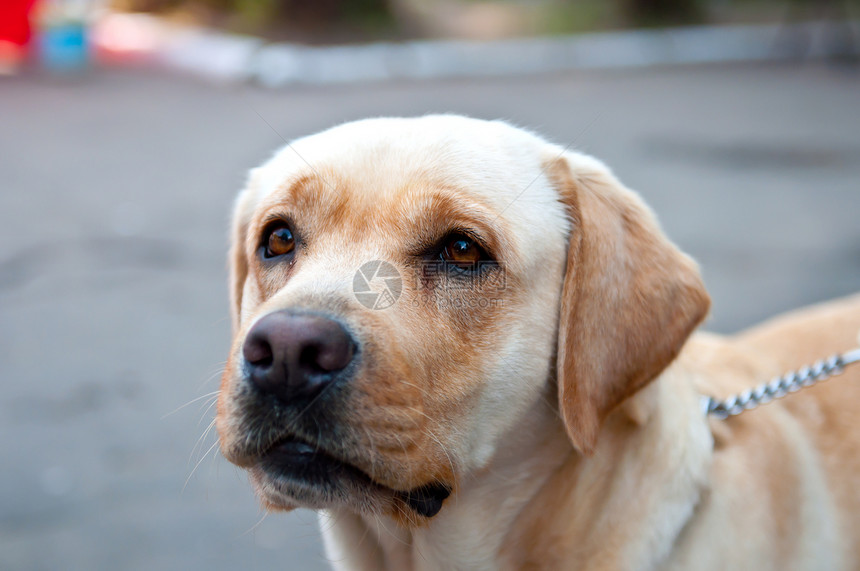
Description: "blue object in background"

(39, 20), (89, 73)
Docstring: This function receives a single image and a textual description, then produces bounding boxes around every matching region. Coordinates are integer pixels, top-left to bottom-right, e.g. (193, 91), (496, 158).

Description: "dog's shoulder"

(737, 293), (860, 369)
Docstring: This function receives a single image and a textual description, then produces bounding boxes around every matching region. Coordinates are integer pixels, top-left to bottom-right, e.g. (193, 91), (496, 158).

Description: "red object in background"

(0, 0), (37, 47)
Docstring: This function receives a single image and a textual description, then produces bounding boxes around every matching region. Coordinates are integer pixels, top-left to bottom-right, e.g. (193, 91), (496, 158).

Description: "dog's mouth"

(254, 435), (451, 518)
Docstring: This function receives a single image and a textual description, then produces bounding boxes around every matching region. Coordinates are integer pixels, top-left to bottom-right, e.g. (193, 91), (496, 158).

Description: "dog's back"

(673, 294), (860, 570)
(737, 293), (860, 564)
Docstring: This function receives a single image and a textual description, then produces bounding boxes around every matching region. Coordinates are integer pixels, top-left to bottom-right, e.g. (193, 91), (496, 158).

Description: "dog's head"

(216, 115), (709, 523)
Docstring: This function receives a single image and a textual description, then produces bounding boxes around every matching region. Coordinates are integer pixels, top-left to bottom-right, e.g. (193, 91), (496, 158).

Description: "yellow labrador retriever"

(216, 115), (860, 570)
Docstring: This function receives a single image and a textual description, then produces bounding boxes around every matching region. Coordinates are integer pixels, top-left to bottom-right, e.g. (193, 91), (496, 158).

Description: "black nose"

(242, 311), (356, 402)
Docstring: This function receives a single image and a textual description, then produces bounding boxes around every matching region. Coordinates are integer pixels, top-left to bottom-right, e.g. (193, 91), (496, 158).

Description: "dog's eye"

(263, 225), (295, 259)
(441, 234), (484, 265)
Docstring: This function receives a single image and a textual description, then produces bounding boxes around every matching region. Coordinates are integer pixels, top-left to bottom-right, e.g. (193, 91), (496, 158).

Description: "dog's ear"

(228, 169), (261, 334)
(546, 154), (710, 455)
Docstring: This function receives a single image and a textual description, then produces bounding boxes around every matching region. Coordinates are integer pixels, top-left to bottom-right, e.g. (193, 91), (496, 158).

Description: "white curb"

(93, 15), (859, 85)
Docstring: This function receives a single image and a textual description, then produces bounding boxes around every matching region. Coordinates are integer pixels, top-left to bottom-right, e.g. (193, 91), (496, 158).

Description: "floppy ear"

(546, 154), (710, 455)
(227, 169), (261, 334)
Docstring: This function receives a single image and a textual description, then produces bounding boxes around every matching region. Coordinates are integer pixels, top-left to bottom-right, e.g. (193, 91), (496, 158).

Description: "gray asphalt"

(1, 63), (859, 571)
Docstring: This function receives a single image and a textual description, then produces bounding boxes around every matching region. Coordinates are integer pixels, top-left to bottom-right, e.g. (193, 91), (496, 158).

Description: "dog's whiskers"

(423, 425), (458, 488)
(238, 512), (269, 538)
(189, 418), (218, 468)
(398, 379), (426, 394)
(196, 362), (228, 391)
(370, 513), (413, 548)
(162, 390), (220, 420)
(352, 512), (373, 553)
(361, 425), (380, 482)
(184, 439), (220, 492)
(404, 405), (433, 423)
(196, 397), (220, 429)
(404, 407), (456, 471)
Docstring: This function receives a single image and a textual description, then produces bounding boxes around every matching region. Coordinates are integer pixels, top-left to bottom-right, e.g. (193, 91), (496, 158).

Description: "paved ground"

(1, 63), (859, 571)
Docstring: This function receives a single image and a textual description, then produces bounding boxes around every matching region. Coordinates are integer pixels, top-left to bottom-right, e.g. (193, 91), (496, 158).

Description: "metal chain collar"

(702, 347), (860, 420)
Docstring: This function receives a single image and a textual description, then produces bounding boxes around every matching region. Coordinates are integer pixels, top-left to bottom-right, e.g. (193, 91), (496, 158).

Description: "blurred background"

(1, 0), (859, 569)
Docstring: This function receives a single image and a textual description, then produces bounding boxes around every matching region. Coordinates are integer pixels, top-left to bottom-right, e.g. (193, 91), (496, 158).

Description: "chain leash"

(702, 348), (860, 420)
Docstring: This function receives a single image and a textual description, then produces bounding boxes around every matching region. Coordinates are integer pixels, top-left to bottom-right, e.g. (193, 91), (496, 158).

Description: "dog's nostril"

(304, 339), (355, 373)
(251, 350), (273, 369)
(299, 345), (324, 374)
(243, 334), (274, 367)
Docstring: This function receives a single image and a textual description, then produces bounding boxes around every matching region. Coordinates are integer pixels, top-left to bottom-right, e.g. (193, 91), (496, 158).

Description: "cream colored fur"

(216, 115), (860, 570)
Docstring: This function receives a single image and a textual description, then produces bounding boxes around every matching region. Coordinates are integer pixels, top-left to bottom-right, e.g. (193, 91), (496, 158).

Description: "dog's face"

(216, 115), (709, 522)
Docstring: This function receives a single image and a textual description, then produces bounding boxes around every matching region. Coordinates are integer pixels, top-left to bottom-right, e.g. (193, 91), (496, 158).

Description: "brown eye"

(441, 235), (483, 265)
(264, 225), (295, 258)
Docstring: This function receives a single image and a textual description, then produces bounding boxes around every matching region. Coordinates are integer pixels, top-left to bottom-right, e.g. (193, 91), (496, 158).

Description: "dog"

(216, 115), (860, 570)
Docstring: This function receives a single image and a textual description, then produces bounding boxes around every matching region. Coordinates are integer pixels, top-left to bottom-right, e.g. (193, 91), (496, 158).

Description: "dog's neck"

(394, 397), (573, 570)
(322, 364), (713, 570)
(320, 387), (571, 570)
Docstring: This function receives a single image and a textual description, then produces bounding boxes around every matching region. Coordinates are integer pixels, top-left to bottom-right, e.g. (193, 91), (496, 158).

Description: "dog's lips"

(258, 436), (360, 480)
(254, 435), (451, 517)
(398, 482), (451, 518)
(263, 438), (325, 465)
